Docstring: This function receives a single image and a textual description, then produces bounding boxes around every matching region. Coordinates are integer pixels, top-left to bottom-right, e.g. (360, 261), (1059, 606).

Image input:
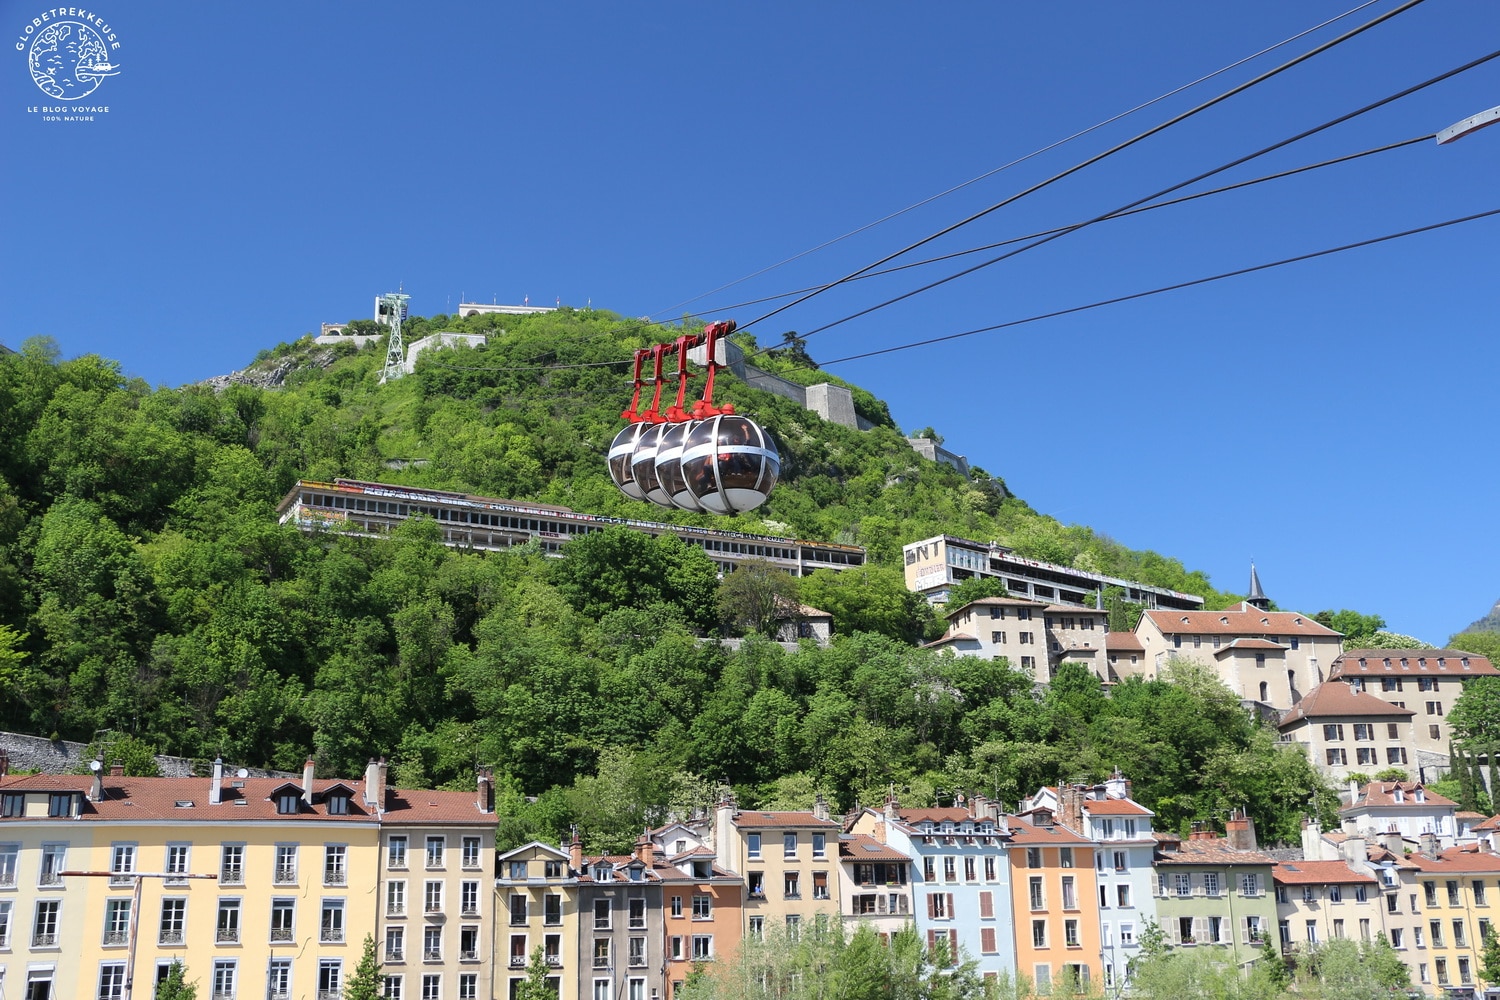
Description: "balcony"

(425, 901), (443, 915)
(510, 956), (526, 969)
(221, 867), (243, 886)
(593, 956), (611, 969)
(271, 928), (294, 943)
(39, 871), (62, 886)
(629, 955), (647, 968)
(461, 903), (479, 917)
(164, 875), (187, 886)
(0, 872), (14, 887)
(104, 931), (128, 945)
(460, 950), (478, 962)
(322, 928), (346, 944)
(33, 932), (58, 947)
(217, 928), (240, 944)
(274, 867), (297, 885)
(324, 870), (347, 887)
(423, 949), (441, 962)
(110, 872), (135, 886)
(386, 948), (404, 963)
(318, 991), (342, 1000)
(388, 903), (406, 917)
(545, 956), (561, 968)
(160, 930), (184, 946)
(212, 993), (235, 1000)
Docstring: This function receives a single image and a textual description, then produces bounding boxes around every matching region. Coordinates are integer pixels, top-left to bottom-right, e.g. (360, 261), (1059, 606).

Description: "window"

(1241, 873), (1260, 896)
(453, 880), (476, 917)
(0, 793), (21, 818)
(424, 881), (443, 914)
(321, 900), (345, 943)
(420, 976), (439, 1000)
(1065, 919), (1080, 947)
(1461, 957), (1473, 983)
(424, 926), (442, 961)
(1323, 724), (1345, 741)
(1030, 877), (1045, 910)
(212, 961), (237, 1000)
(1431, 920), (1444, 947)
(1019, 632), (1034, 644)
(159, 897), (185, 945)
(318, 960), (342, 1000)
(1032, 919), (1047, 948)
(944, 856), (956, 882)
(1117, 884), (1132, 908)
(1449, 881), (1462, 906)
(426, 837), (445, 869)
(1426, 882), (1439, 907)
(985, 856), (997, 881)
(1389, 723), (1401, 739)
(389, 881), (407, 916)
(784, 872), (801, 898)
(110, 843), (137, 885)
(1203, 872), (1220, 897)
(1454, 920), (1467, 947)
(1174, 874), (1192, 897)
(382, 977), (402, 1000)
(1357, 747), (1377, 765)
(545, 860), (564, 879)
(103, 898), (131, 946)
(1478, 881), (1489, 905)
(747, 833), (761, 859)
(1113, 850), (1127, 871)
(48, 793), (73, 817)
(269, 960), (293, 1000)
(325, 845), (347, 886)
(1391, 928), (1404, 948)
(1062, 876), (1077, 909)
(271, 899), (295, 943)
(626, 935), (646, 967)
(692, 894), (711, 919)
(326, 793), (349, 815)
(388, 837), (408, 869)
(1326, 748), (1347, 766)
(39, 843), (65, 886)
(692, 935), (713, 960)
(783, 833), (797, 858)
(1120, 922), (1136, 946)
(462, 837), (481, 870)
(217, 899), (241, 944)
(1060, 847), (1074, 868)
(1026, 848), (1042, 869)
(594, 937), (612, 969)
(1427, 701), (1444, 717)
(992, 631), (1006, 643)
(274, 845), (297, 885)
(387, 926), (406, 962)
(0, 843), (16, 888)
(276, 791), (300, 815)
(981, 927), (998, 954)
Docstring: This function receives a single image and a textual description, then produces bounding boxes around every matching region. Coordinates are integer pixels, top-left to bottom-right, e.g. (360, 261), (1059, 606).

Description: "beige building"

(1272, 860), (1382, 954)
(1277, 682), (1417, 782)
(1122, 603), (1343, 710)
(712, 798), (841, 939)
(925, 598), (1109, 682)
(1328, 649), (1500, 775)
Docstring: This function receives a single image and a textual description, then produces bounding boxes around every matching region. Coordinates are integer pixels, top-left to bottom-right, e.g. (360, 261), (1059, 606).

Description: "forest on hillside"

(0, 312), (1342, 847)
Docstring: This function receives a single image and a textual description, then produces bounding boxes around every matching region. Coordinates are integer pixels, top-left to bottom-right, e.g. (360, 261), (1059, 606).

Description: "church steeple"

(1246, 561), (1270, 611)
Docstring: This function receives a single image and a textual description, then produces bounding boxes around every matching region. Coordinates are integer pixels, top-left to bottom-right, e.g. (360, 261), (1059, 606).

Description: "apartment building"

(378, 766), (496, 1000)
(1277, 682), (1417, 783)
(645, 832), (743, 1000)
(1341, 782), (1459, 850)
(1124, 604), (1343, 710)
(0, 759), (383, 1000)
(1272, 861), (1382, 953)
(849, 799), (1012, 982)
(1329, 650), (1500, 773)
(576, 850), (665, 1000)
(1008, 810), (1101, 995)
(1151, 818), (1278, 967)
(1025, 776), (1158, 993)
(712, 798), (841, 941)
(835, 833), (914, 941)
(1405, 846), (1500, 993)
(495, 842), (575, 999)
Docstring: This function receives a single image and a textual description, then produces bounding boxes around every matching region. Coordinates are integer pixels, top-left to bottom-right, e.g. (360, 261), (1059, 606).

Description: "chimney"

(884, 791), (899, 825)
(1225, 809), (1258, 851)
(813, 793), (829, 823)
(362, 758), (384, 809)
(89, 760), (104, 802)
(1347, 777), (1360, 807)
(210, 757), (224, 805)
(1190, 822), (1215, 841)
(0, 748), (8, 780)
(1419, 831), (1438, 857)
(302, 758), (316, 804)
(636, 833), (654, 869)
(569, 828), (584, 871)
(1058, 784), (1085, 834)
(1341, 836), (1366, 865)
(476, 767), (493, 814)
(1105, 768), (1130, 800)
(109, 761), (124, 777)
(1301, 816), (1323, 860)
(1384, 830), (1404, 856)
(971, 794), (987, 821)
(714, 792), (736, 874)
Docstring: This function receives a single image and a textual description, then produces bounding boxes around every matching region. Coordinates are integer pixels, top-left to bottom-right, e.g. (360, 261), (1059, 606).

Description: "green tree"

(1450, 632), (1500, 662)
(717, 559), (800, 638)
(1450, 677), (1500, 745)
(1258, 937), (1291, 992)
(940, 575), (1009, 610)
(344, 935), (382, 1000)
(1481, 926), (1500, 988)
(798, 565), (941, 645)
(515, 945), (557, 1000)
(155, 960), (198, 1000)
(1312, 609), (1386, 647)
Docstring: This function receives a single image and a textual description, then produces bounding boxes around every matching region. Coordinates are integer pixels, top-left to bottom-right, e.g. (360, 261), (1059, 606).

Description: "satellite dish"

(236, 768), (249, 779)
(89, 760), (102, 772)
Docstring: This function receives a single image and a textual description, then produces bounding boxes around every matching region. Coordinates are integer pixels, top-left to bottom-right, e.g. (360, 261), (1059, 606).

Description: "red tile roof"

(1106, 634), (1144, 651)
(1329, 650), (1498, 678)
(1407, 846), (1500, 873)
(839, 833), (912, 863)
(1216, 638), (1286, 651)
(1153, 837), (1276, 866)
(896, 808), (974, 825)
(1273, 861), (1377, 885)
(924, 632), (977, 648)
(383, 787), (495, 826)
(1006, 816), (1093, 847)
(1343, 781), (1456, 812)
(1472, 815), (1500, 833)
(1278, 682), (1417, 725)
(1142, 607), (1339, 637)
(1082, 798), (1152, 816)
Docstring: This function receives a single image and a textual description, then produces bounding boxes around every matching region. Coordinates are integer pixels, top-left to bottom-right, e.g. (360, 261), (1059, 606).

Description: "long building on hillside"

(277, 479), (866, 577)
(902, 534), (1204, 612)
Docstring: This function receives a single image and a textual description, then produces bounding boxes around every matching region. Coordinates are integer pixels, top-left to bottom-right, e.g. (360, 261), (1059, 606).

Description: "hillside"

(0, 312), (1336, 850)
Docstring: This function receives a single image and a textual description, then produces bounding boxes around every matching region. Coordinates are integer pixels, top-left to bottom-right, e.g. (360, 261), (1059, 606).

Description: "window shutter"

(1240, 917), (1250, 944)
(1194, 917), (1210, 944)
(927, 929), (937, 952)
(927, 894), (936, 919)
(981, 928), (997, 953)
(979, 891), (994, 918)
(947, 893), (955, 920)
(1165, 920), (1178, 945)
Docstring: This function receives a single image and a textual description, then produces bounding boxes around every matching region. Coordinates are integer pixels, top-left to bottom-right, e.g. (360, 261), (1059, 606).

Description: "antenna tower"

(378, 291), (411, 384)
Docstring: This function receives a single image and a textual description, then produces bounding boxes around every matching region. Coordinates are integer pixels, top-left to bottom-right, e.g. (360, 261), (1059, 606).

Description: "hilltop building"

(925, 597), (1109, 682)
(901, 534), (1204, 612)
(1277, 682), (1417, 783)
(1328, 649), (1499, 777)
(277, 479), (865, 578)
(456, 301), (555, 318)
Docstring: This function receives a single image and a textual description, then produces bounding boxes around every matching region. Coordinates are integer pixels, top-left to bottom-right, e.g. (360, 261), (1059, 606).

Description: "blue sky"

(4, 0), (1498, 645)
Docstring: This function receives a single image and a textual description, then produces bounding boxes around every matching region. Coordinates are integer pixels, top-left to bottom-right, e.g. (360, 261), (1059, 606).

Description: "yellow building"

(0, 757), (495, 1000)
(494, 841), (577, 1000)
(1406, 846), (1500, 994)
(712, 797), (841, 940)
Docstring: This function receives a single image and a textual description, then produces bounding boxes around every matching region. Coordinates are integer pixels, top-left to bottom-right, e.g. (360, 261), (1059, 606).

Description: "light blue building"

(851, 797), (1015, 981)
